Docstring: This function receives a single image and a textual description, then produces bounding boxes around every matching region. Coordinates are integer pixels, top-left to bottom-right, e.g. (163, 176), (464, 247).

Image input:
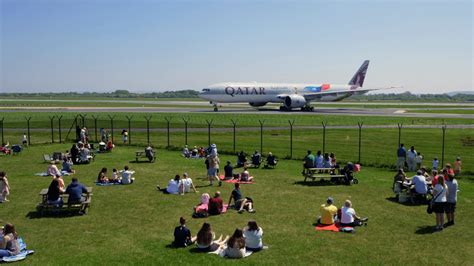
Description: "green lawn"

(407, 109), (474, 115)
(0, 144), (473, 265)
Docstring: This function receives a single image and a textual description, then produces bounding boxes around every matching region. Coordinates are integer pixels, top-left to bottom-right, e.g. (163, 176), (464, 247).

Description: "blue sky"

(1, 0), (472, 93)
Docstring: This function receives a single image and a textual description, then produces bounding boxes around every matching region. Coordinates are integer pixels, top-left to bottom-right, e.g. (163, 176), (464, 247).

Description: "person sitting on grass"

(236, 151), (247, 168)
(166, 175), (182, 194)
(208, 191), (224, 216)
(0, 142), (10, 155)
(47, 179), (63, 206)
(239, 167), (253, 182)
(110, 168), (120, 183)
(182, 145), (190, 158)
(265, 152), (277, 168)
(196, 223), (228, 252)
(340, 200), (368, 227)
(0, 223), (19, 258)
(224, 161), (234, 180)
(251, 151), (261, 167)
(228, 183), (255, 213)
(65, 178), (88, 214)
(224, 229), (246, 259)
(120, 165), (135, 185)
(106, 139), (114, 151)
(97, 168), (109, 183)
(47, 161), (62, 177)
(173, 217), (196, 248)
(180, 173), (198, 194)
(317, 197), (337, 225)
(193, 193), (210, 217)
(243, 220), (264, 252)
(61, 157), (75, 174)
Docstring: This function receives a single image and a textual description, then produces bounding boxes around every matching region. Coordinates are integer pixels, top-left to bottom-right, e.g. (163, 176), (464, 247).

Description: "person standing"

(432, 176), (448, 232)
(22, 133), (28, 147)
(445, 174), (458, 226)
(396, 144), (407, 170)
(121, 129), (128, 144)
(406, 146), (417, 172)
(454, 157), (462, 176)
(207, 155), (221, 186)
(0, 171), (11, 202)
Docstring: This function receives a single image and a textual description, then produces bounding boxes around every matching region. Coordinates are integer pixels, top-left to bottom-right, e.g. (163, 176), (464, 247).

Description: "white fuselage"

(199, 82), (358, 104)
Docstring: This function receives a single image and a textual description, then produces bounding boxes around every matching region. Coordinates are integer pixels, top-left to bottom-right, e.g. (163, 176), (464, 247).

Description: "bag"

(426, 203), (433, 214)
(354, 164), (361, 172)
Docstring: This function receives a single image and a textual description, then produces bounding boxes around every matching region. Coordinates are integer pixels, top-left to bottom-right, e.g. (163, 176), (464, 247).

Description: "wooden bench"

(37, 187), (92, 215)
(136, 151), (156, 162)
(302, 168), (345, 182)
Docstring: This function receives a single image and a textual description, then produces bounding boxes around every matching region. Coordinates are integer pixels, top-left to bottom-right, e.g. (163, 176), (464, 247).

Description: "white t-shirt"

(434, 184), (447, 203)
(412, 175), (428, 194)
(243, 227), (263, 249)
(182, 178), (193, 193)
(120, 170), (135, 184)
(166, 179), (181, 194)
(341, 207), (356, 224)
(446, 179), (458, 203)
(407, 150), (417, 160)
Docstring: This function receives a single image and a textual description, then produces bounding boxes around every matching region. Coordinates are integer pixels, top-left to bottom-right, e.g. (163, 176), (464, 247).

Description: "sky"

(0, 0), (472, 94)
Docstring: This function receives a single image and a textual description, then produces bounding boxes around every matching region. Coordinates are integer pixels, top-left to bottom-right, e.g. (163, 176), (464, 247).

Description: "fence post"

(231, 119), (237, 153)
(79, 114), (87, 128)
(108, 115), (115, 143)
(144, 115), (152, 145)
(259, 119), (265, 154)
(125, 115), (133, 145)
(182, 117), (190, 146)
(49, 115), (56, 143)
(321, 122), (328, 154)
(92, 115), (99, 143)
(57, 115), (63, 143)
(165, 117), (172, 148)
(0, 118), (4, 145)
(206, 119), (213, 146)
(397, 123), (403, 148)
(25, 116), (32, 146)
(441, 125), (447, 166)
(288, 119), (295, 159)
(358, 122), (363, 164)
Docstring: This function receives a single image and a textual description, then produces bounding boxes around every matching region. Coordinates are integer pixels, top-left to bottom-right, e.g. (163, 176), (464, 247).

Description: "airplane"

(199, 60), (395, 111)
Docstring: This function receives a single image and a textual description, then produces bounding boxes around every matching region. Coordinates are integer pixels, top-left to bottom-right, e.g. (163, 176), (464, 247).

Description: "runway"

(1, 105), (473, 119)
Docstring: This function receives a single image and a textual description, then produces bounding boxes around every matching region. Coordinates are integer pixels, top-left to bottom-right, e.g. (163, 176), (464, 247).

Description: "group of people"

(223, 162), (253, 182)
(303, 150), (337, 169)
(396, 144), (462, 175)
(318, 197), (368, 227)
(236, 151), (277, 168)
(182, 145), (207, 158)
(69, 142), (93, 164)
(97, 166), (135, 184)
(161, 173), (197, 194)
(46, 177), (89, 214)
(173, 218), (265, 258)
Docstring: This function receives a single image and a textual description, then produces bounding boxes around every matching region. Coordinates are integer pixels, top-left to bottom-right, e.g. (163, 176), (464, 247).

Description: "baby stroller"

(340, 162), (359, 185)
(145, 146), (155, 162)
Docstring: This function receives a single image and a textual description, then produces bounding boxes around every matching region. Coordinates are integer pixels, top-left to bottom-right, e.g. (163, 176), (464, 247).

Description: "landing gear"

(211, 102), (218, 112)
(301, 105), (314, 112)
(279, 106), (291, 111)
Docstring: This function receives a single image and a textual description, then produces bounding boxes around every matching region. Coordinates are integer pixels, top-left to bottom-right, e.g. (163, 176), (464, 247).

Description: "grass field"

(0, 144), (473, 265)
(407, 109), (474, 115)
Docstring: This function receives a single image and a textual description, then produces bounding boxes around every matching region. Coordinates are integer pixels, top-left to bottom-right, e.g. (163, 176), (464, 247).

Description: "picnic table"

(135, 150), (156, 162)
(302, 167), (345, 182)
(37, 187), (93, 215)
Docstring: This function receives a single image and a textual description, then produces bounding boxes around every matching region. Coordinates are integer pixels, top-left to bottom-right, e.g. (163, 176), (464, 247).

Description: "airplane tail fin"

(348, 60), (370, 87)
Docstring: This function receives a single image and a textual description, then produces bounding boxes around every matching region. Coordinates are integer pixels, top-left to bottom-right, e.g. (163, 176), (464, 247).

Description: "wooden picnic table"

(39, 187), (92, 204)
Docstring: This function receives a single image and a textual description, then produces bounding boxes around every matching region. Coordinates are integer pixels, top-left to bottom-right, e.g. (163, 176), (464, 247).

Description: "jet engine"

(249, 102), (267, 107)
(284, 95), (307, 109)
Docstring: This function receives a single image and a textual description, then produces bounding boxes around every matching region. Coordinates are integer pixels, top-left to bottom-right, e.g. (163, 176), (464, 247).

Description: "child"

(432, 157), (439, 170)
(0, 171), (11, 202)
(22, 133), (28, 146)
(454, 157), (462, 176)
(111, 168), (120, 183)
(415, 152), (423, 170)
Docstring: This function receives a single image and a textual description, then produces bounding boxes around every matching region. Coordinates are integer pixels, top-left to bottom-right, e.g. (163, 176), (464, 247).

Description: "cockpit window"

(202, 88), (210, 92)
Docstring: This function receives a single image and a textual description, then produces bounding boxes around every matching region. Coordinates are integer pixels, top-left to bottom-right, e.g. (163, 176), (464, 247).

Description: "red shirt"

(208, 197), (223, 215)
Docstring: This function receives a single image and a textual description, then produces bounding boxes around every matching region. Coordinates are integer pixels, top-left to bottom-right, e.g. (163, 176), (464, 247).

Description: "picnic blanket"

(34, 171), (70, 177)
(219, 175), (254, 184)
(315, 223), (354, 233)
(195, 203), (229, 214)
(208, 247), (253, 258)
(95, 182), (121, 186)
(0, 237), (34, 263)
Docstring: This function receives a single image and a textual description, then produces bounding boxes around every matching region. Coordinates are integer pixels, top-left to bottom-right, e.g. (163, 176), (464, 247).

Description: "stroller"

(339, 162), (359, 185)
(145, 146), (155, 162)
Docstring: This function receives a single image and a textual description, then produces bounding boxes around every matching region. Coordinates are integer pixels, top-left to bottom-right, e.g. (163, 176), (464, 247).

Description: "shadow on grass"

(415, 225), (436, 234)
(385, 197), (428, 207)
(25, 211), (81, 219)
(294, 180), (338, 187)
(128, 160), (154, 164)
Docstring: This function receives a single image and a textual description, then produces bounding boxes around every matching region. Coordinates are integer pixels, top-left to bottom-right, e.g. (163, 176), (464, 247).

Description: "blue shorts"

(208, 168), (217, 176)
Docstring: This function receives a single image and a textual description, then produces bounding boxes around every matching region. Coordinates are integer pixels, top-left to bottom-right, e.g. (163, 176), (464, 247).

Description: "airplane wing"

(302, 87), (401, 101)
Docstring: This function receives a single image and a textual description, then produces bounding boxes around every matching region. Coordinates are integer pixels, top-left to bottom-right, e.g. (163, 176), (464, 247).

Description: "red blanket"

(219, 175), (254, 184)
(315, 223), (353, 232)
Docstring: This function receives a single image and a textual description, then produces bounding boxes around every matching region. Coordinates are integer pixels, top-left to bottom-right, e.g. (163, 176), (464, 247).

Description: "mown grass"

(407, 109), (474, 115)
(0, 144), (473, 265)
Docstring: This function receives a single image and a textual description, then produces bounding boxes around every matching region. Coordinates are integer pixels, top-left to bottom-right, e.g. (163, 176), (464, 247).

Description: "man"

(396, 144), (407, 170)
(120, 165), (135, 184)
(315, 150), (324, 168)
(224, 161), (234, 180)
(303, 150), (315, 169)
(406, 146), (417, 171)
(65, 178), (88, 214)
(181, 173), (197, 194)
(228, 183), (254, 213)
(340, 200), (368, 227)
(265, 152), (277, 168)
(207, 155), (221, 186)
(411, 170), (428, 195)
(251, 150), (262, 167)
(173, 217), (194, 247)
(208, 191), (224, 215)
(318, 197), (337, 225)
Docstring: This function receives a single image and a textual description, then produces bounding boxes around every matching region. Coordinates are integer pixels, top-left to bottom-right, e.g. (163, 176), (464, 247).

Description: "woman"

(196, 223), (228, 252)
(239, 167), (253, 182)
(445, 174), (458, 226)
(47, 161), (62, 177)
(0, 171), (10, 202)
(224, 229), (246, 258)
(330, 153), (337, 167)
(433, 176), (448, 231)
(340, 200), (366, 227)
(97, 168), (109, 183)
(121, 129), (128, 144)
(0, 224), (20, 258)
(70, 144), (79, 163)
(243, 221), (263, 251)
(61, 157), (75, 174)
(47, 179), (63, 206)
(323, 153), (331, 168)
(392, 169), (407, 195)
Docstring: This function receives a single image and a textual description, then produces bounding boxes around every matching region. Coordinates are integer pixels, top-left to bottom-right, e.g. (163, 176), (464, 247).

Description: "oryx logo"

(225, 87), (266, 97)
